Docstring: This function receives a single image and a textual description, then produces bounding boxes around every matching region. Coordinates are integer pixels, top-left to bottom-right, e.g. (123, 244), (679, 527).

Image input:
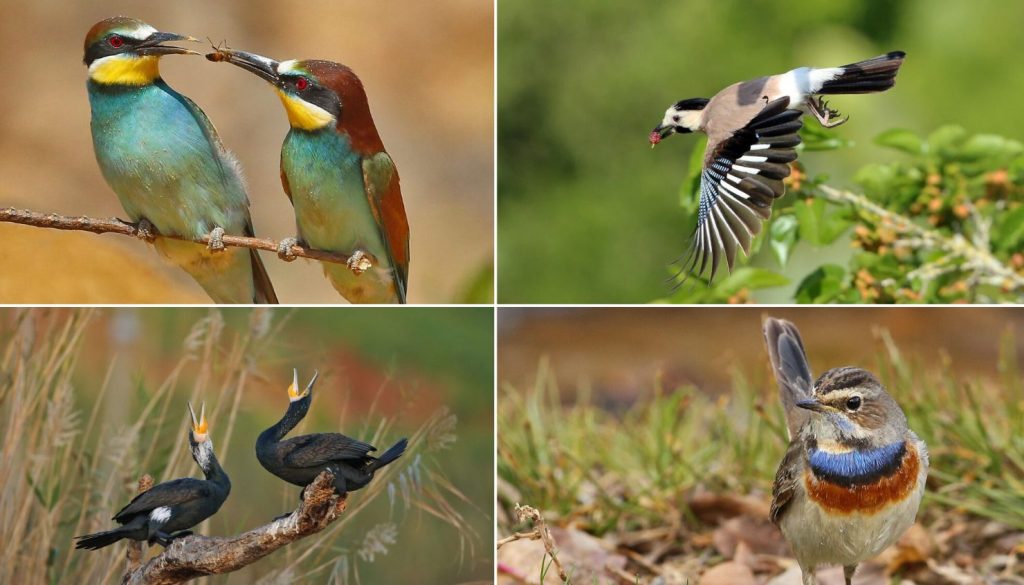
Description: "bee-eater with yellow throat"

(84, 17), (277, 303)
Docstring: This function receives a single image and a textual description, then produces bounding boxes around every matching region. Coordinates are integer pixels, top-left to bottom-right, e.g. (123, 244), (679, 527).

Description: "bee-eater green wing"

(178, 92), (278, 304)
(362, 152), (410, 300)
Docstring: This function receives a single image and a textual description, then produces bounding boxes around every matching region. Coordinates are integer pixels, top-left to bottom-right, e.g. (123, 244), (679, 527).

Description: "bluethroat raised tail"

(763, 317), (928, 585)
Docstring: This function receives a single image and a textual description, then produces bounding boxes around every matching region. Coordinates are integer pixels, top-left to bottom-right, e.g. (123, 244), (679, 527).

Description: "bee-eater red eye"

(108, 35), (124, 48)
(295, 77), (309, 91)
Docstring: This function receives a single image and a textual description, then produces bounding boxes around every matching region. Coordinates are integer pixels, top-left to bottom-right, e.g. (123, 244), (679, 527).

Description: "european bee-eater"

(208, 48), (409, 304)
(84, 17), (277, 303)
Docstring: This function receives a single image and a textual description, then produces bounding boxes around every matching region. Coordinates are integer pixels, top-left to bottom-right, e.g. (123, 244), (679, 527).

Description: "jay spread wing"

(679, 96), (802, 283)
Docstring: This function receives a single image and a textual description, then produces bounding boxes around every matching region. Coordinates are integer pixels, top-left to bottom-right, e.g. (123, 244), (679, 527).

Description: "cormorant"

(256, 370), (408, 497)
(75, 403), (231, 549)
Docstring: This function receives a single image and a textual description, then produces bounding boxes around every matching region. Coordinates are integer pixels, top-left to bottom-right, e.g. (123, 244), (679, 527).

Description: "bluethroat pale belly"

(763, 318), (928, 585)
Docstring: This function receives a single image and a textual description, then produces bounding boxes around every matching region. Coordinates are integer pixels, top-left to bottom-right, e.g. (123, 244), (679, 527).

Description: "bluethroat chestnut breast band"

(762, 318), (928, 585)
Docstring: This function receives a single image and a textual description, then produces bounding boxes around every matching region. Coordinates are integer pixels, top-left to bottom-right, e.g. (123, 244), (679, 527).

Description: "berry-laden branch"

(817, 185), (1024, 293)
(121, 471), (347, 585)
(0, 207), (376, 271)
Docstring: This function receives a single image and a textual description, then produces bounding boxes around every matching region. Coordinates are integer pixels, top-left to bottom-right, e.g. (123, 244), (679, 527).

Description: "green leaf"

(717, 267), (789, 294)
(994, 205), (1024, 254)
(927, 125), (967, 158)
(960, 134), (1024, 161)
(769, 215), (798, 267)
(795, 264), (846, 303)
(874, 128), (923, 155)
(800, 124), (852, 152)
(794, 198), (852, 245)
(679, 134), (707, 209)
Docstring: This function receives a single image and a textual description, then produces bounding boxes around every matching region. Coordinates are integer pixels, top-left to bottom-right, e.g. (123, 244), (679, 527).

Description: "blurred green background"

(0, 307), (492, 584)
(498, 0), (1024, 303)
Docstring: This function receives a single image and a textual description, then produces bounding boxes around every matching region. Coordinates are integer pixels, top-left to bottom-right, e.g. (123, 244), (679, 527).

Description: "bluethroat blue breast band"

(763, 318), (928, 585)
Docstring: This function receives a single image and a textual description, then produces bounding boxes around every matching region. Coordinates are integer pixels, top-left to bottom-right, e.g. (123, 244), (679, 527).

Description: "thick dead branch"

(121, 471), (347, 585)
(125, 475), (154, 573)
(0, 207), (356, 266)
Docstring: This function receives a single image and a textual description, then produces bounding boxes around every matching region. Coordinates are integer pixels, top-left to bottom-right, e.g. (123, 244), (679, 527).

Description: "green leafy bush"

(662, 125), (1024, 303)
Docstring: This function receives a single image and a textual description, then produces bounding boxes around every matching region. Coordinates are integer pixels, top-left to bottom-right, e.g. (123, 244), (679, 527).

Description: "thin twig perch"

(0, 207), (355, 266)
(121, 470), (347, 585)
(496, 503), (568, 582)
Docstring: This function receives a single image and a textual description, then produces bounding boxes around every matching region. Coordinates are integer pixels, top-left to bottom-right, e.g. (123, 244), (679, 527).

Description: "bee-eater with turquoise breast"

(208, 48), (409, 304)
(83, 17), (278, 303)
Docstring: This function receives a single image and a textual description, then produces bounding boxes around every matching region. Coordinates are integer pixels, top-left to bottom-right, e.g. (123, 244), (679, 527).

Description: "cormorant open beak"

(137, 31), (201, 57)
(795, 397), (829, 413)
(650, 124), (674, 148)
(188, 401), (209, 441)
(287, 368), (318, 402)
(207, 47), (280, 85)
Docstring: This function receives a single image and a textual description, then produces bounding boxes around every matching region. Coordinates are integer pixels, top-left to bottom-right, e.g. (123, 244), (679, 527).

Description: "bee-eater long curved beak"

(137, 31), (200, 57)
(207, 48), (280, 85)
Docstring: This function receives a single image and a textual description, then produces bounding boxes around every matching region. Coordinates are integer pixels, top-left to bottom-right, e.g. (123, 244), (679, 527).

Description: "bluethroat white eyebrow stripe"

(808, 441), (907, 487)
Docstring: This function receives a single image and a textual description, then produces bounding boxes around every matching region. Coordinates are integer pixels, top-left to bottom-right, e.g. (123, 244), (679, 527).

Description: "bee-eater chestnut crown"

(209, 50), (383, 149)
(208, 47), (410, 303)
(83, 17), (197, 86)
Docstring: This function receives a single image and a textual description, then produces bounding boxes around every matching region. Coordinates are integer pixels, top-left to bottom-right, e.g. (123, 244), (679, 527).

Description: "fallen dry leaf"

(712, 515), (790, 558)
(698, 561), (755, 585)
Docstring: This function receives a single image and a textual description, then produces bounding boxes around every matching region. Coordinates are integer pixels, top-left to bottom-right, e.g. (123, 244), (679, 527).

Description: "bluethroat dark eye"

(846, 396), (861, 411)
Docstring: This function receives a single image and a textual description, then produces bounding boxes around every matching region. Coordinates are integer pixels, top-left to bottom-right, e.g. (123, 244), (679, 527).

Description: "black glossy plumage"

(75, 404), (230, 550)
(257, 372), (408, 497)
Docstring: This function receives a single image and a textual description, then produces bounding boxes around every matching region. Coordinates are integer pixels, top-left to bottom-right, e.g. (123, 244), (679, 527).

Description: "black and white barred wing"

(679, 96), (802, 283)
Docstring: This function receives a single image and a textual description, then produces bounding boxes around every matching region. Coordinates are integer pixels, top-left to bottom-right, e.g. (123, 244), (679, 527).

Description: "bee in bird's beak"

(287, 368), (318, 402)
(188, 401), (209, 442)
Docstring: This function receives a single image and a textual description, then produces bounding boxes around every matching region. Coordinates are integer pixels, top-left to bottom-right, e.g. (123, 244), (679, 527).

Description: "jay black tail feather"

(818, 51), (905, 94)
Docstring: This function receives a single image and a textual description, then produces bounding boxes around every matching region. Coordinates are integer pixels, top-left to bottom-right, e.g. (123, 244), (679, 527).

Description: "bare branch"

(125, 475), (154, 574)
(0, 207), (361, 267)
(121, 471), (347, 585)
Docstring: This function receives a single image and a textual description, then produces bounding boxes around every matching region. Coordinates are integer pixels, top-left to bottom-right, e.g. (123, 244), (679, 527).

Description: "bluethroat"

(762, 317), (928, 585)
